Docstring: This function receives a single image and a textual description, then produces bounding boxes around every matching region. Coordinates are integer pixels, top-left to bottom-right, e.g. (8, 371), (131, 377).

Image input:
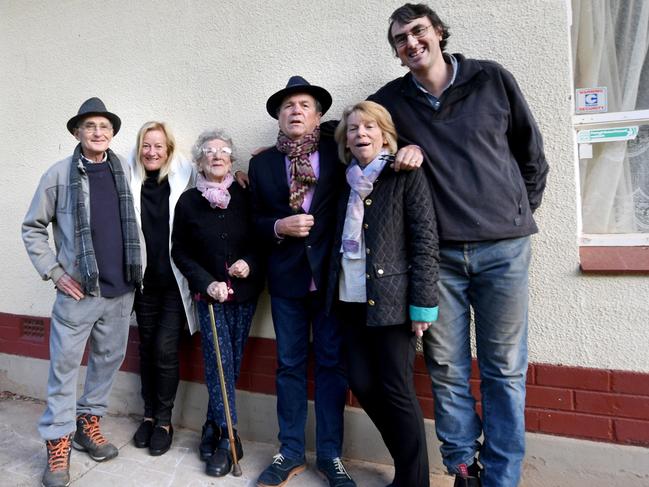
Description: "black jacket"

(326, 165), (439, 326)
(369, 54), (549, 243)
(248, 137), (344, 298)
(171, 184), (263, 303)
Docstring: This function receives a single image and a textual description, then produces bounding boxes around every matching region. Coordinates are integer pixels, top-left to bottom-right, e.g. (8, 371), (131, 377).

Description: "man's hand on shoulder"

(234, 170), (249, 188)
(392, 145), (423, 172)
(276, 214), (314, 238)
(55, 273), (85, 301)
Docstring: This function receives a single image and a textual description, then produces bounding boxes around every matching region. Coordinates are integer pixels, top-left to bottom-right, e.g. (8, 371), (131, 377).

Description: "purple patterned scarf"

(196, 172), (234, 209)
(276, 126), (320, 211)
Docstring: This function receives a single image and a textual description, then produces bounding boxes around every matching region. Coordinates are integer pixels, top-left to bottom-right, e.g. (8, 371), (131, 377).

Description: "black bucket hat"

(266, 76), (332, 119)
(67, 97), (121, 135)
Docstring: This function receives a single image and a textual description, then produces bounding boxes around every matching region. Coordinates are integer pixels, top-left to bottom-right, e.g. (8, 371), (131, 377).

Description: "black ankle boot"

(453, 461), (482, 487)
(205, 430), (243, 477)
(199, 421), (220, 461)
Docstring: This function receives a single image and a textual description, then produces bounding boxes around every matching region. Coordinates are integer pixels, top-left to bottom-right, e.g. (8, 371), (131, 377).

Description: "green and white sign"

(577, 126), (639, 143)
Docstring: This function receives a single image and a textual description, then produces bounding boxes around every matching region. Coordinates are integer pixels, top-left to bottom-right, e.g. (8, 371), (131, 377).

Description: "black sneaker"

(206, 432), (243, 477)
(256, 453), (306, 486)
(42, 434), (71, 487)
(453, 461), (482, 487)
(133, 419), (153, 448)
(149, 425), (173, 456)
(199, 421), (220, 461)
(316, 457), (356, 487)
(72, 414), (118, 462)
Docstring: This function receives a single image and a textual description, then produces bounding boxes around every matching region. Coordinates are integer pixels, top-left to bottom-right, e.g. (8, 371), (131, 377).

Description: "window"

(571, 0), (649, 271)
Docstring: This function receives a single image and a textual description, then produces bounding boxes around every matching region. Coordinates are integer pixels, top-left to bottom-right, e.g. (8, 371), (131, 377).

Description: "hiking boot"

(42, 434), (71, 487)
(257, 453), (306, 486)
(149, 425), (173, 456)
(72, 414), (118, 462)
(317, 457), (356, 487)
(206, 431), (243, 477)
(133, 419), (154, 448)
(453, 461), (482, 487)
(199, 420), (220, 461)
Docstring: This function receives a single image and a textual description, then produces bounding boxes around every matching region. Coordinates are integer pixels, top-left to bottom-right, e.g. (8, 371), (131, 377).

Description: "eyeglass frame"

(201, 146), (233, 158)
(392, 24), (434, 48)
(78, 122), (114, 134)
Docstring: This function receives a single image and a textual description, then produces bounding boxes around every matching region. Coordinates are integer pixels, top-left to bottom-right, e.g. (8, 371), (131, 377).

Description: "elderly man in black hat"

(22, 97), (142, 487)
(248, 77), (355, 487)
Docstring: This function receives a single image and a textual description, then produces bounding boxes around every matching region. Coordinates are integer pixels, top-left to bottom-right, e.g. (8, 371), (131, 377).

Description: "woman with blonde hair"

(328, 101), (439, 487)
(129, 121), (197, 456)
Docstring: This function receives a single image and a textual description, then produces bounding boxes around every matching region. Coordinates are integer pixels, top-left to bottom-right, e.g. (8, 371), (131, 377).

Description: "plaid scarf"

(276, 126), (320, 211)
(341, 151), (392, 259)
(69, 144), (142, 294)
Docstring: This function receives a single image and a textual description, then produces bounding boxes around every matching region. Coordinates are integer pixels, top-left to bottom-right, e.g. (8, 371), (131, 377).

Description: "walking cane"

(207, 302), (242, 477)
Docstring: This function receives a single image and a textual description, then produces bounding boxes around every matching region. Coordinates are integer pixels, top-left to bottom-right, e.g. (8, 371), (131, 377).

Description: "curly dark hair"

(387, 3), (450, 55)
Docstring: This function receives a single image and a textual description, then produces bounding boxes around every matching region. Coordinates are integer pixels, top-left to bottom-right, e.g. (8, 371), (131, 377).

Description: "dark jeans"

(134, 285), (185, 425)
(270, 292), (347, 460)
(339, 301), (429, 487)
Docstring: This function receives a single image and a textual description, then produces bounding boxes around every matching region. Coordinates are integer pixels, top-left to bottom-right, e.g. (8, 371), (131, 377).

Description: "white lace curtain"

(572, 0), (649, 233)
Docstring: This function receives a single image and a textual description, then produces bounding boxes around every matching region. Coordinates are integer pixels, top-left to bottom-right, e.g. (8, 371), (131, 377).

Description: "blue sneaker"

(316, 457), (356, 487)
(257, 453), (306, 486)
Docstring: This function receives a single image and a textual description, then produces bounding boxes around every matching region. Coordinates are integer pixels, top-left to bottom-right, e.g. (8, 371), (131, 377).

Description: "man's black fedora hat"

(266, 76), (332, 119)
(66, 97), (121, 135)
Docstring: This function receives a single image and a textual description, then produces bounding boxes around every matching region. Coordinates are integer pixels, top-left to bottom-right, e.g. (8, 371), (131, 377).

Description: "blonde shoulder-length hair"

(334, 100), (398, 164)
(135, 121), (177, 183)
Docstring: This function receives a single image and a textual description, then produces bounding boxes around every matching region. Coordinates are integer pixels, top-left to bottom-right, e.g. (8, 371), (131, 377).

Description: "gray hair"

(191, 128), (236, 164)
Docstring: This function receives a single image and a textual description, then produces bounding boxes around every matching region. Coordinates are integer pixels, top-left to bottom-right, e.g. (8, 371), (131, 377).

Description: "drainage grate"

(21, 319), (45, 340)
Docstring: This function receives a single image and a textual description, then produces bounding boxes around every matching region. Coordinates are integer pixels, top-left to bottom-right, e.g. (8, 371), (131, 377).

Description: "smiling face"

(199, 138), (232, 183)
(139, 129), (169, 172)
(74, 115), (114, 161)
(278, 93), (322, 141)
(390, 17), (443, 75)
(345, 110), (386, 166)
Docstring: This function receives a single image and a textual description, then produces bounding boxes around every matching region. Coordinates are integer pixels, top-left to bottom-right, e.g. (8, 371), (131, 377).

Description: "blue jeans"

(270, 293), (347, 460)
(422, 237), (530, 487)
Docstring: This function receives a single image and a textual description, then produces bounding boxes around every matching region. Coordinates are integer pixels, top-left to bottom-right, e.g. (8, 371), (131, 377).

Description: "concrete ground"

(0, 392), (451, 487)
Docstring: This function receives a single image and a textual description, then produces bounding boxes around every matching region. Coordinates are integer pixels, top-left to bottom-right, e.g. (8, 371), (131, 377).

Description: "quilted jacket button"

(377, 269), (384, 275)
(365, 198), (372, 206)
(368, 299), (375, 306)
(366, 248), (371, 255)
(363, 223), (369, 229)
(365, 273), (370, 279)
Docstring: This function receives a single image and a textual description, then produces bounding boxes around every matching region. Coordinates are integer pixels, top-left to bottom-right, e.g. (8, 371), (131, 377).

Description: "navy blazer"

(248, 137), (344, 298)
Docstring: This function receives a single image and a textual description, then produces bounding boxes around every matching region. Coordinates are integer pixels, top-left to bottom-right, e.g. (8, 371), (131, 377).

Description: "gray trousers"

(38, 290), (134, 440)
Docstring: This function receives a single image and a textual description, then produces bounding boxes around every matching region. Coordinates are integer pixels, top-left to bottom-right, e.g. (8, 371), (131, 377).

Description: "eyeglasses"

(393, 24), (433, 48)
(202, 146), (232, 158)
(79, 122), (113, 134)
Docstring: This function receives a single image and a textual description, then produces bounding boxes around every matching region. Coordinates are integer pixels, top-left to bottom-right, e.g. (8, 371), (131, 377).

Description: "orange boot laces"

(79, 414), (108, 446)
(46, 435), (71, 472)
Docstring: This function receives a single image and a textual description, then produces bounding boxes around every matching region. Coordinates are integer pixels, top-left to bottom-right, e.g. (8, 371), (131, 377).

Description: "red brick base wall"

(1, 311), (648, 446)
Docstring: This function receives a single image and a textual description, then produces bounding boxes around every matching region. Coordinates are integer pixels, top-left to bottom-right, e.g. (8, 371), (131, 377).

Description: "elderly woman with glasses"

(327, 101), (439, 487)
(129, 121), (197, 457)
(171, 129), (262, 478)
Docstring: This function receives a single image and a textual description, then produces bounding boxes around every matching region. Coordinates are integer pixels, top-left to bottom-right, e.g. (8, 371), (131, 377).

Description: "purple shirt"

(274, 151), (320, 291)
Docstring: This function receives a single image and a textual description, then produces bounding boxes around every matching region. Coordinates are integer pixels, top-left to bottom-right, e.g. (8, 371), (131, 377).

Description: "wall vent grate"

(21, 319), (45, 341)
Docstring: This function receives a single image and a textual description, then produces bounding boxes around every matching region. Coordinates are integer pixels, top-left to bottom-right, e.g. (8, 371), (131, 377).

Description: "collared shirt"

(80, 152), (108, 164)
(412, 53), (459, 111)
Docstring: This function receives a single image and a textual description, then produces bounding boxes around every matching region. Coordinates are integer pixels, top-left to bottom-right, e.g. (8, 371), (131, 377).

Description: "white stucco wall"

(2, 0), (648, 372)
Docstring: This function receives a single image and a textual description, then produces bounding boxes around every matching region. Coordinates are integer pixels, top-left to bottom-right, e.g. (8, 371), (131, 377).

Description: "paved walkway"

(1, 392), (451, 487)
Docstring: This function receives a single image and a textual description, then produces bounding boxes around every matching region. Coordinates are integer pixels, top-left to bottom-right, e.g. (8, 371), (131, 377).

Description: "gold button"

(365, 199), (372, 206)
(368, 299), (375, 306)
(377, 269), (384, 275)
(363, 223), (369, 229)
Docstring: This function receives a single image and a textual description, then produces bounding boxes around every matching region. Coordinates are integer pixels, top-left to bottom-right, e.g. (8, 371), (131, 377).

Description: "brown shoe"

(42, 434), (71, 487)
(72, 414), (118, 462)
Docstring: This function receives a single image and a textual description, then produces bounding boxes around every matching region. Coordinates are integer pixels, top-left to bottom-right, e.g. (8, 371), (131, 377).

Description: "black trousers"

(338, 301), (429, 487)
(134, 285), (186, 425)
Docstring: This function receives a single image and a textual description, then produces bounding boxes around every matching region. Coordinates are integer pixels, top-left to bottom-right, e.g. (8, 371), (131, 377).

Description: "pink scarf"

(196, 172), (234, 209)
